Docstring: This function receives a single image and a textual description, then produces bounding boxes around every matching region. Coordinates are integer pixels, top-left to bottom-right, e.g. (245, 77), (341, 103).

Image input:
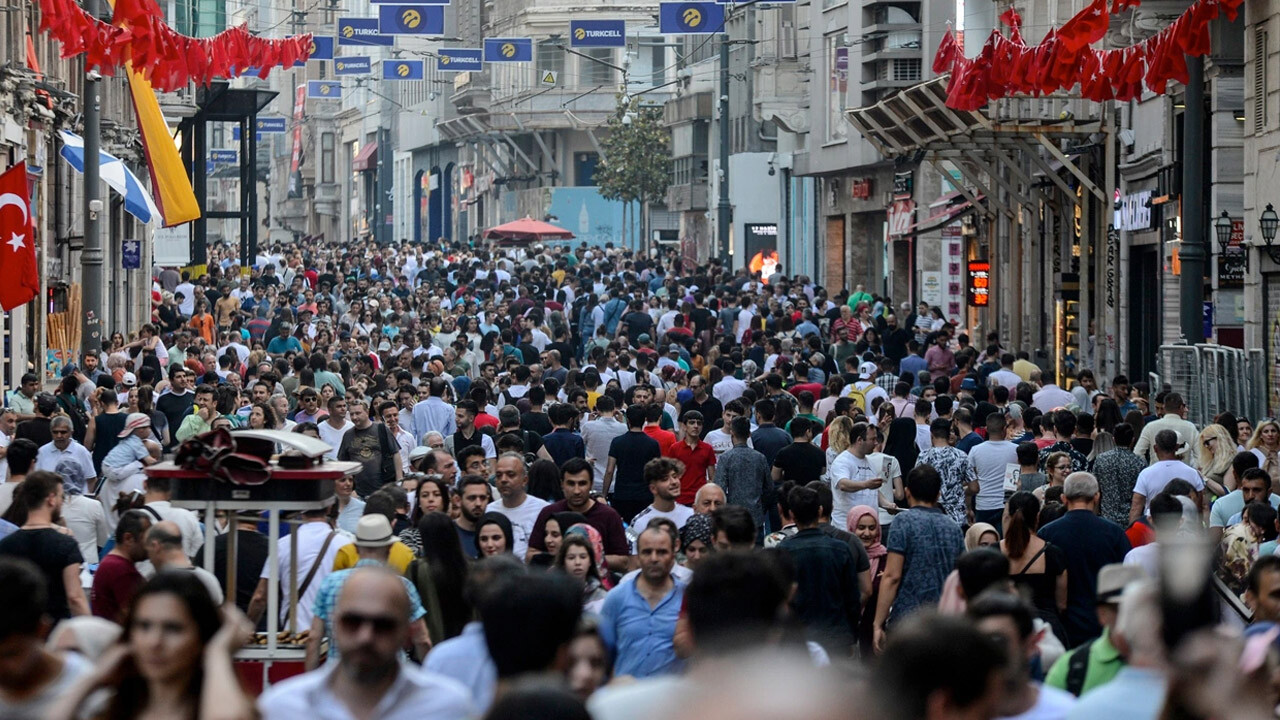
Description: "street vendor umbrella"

(482, 216), (575, 243)
(58, 130), (162, 225)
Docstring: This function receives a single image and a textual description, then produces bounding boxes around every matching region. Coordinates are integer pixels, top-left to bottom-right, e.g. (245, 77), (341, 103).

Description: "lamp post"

(1214, 210), (1233, 255)
(1262, 204), (1280, 264)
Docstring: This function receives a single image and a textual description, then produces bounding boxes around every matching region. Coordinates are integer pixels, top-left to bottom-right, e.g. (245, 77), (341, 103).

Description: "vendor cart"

(146, 429), (361, 690)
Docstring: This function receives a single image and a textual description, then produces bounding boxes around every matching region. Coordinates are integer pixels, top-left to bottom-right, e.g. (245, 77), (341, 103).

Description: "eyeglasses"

(336, 612), (399, 636)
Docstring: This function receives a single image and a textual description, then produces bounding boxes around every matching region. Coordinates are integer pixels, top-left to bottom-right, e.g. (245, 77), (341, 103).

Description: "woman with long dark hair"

(405, 512), (471, 644)
(1000, 491), (1068, 643)
(883, 417), (920, 475)
(50, 572), (254, 720)
(400, 476), (451, 554)
(1093, 398), (1124, 435)
(476, 512), (515, 558)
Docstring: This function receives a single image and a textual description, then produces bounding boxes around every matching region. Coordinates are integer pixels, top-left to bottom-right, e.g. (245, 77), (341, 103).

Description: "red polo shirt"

(666, 438), (717, 505)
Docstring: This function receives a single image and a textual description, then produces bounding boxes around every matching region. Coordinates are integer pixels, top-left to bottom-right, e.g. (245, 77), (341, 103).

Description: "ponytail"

(1004, 491), (1041, 560)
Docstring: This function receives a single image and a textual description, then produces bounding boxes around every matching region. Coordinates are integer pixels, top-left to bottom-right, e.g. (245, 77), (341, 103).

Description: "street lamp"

(1214, 210), (1233, 255)
(1262, 203), (1280, 264)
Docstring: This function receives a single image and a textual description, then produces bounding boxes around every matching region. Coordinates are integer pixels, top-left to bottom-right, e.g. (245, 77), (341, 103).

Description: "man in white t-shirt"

(249, 509), (352, 629)
(1130, 429), (1204, 525)
(486, 453), (550, 559)
(317, 397), (354, 460)
(866, 424), (903, 529)
(828, 422), (883, 528)
(0, 408), (14, 481)
(967, 413), (1020, 528)
(630, 457), (694, 544)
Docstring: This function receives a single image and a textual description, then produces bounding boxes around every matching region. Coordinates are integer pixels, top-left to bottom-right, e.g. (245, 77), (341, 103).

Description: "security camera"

(622, 114), (632, 125)
(768, 166), (776, 176)
(87, 69), (102, 81)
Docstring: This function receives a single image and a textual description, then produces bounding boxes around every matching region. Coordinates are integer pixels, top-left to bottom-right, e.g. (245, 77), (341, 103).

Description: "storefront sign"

(887, 200), (914, 237)
(921, 271), (943, 307)
(943, 224), (964, 319)
(1115, 191), (1153, 231)
(893, 171), (913, 199)
(967, 260), (991, 307)
(1221, 218), (1246, 289)
(850, 178), (872, 200)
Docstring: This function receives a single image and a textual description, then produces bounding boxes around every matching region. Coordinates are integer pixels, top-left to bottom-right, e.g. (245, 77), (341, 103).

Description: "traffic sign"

(541, 70), (558, 86)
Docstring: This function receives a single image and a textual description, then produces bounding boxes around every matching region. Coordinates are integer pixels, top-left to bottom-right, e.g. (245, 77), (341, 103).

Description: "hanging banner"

(338, 18), (394, 46)
(307, 80), (343, 98)
(256, 117), (287, 133)
(288, 85), (306, 198)
(121, 239), (141, 270)
(483, 38), (533, 62)
(334, 56), (372, 75)
(437, 48), (483, 71)
(308, 36), (335, 60)
(658, 2), (725, 34)
(382, 59), (425, 79)
(570, 20), (626, 47)
(378, 5), (445, 35)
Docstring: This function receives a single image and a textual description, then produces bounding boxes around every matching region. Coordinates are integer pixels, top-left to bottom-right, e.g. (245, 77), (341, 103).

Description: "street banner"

(437, 48), (483, 71)
(379, 5), (445, 35)
(659, 2), (725, 33)
(483, 38), (533, 62)
(338, 18), (394, 46)
(571, 20), (626, 47)
(382, 59), (426, 79)
(334, 57), (373, 74)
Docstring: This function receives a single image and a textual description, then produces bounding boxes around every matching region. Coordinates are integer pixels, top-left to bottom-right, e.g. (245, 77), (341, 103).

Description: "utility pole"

(1180, 55), (1205, 344)
(81, 0), (103, 358)
(716, 31), (731, 266)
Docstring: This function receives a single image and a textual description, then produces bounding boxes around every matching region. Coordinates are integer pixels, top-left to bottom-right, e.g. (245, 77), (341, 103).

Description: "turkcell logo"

(337, 18), (393, 46)
(437, 48), (483, 71)
(333, 56), (372, 75)
(483, 38), (533, 62)
(378, 4), (444, 35)
(210, 149), (238, 164)
(307, 81), (343, 98)
(308, 36), (335, 60)
(570, 20), (625, 47)
(382, 59), (425, 80)
(255, 117), (287, 133)
(659, 2), (725, 33)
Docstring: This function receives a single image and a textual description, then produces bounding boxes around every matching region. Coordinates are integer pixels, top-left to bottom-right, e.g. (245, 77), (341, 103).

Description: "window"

(1256, 29), (1269, 133)
(581, 48), (616, 86)
(891, 58), (921, 82)
(538, 39), (565, 79)
(826, 34), (848, 143)
(321, 132), (335, 184)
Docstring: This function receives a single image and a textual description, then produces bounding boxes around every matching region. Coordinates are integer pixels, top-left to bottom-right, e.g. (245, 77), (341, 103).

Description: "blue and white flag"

(58, 130), (161, 224)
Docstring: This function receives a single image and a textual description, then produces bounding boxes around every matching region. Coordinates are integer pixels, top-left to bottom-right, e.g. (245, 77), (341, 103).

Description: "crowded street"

(1, 0), (1279, 717)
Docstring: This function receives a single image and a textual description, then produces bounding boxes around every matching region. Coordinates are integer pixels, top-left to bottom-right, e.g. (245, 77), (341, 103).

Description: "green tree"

(595, 95), (669, 251)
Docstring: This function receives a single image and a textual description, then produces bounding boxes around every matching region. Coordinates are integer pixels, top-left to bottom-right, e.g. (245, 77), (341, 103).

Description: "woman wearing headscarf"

(935, 521), (1002, 616)
(679, 513), (714, 570)
(848, 505), (888, 654)
(883, 417), (920, 477)
(56, 458), (109, 590)
(565, 523), (613, 590)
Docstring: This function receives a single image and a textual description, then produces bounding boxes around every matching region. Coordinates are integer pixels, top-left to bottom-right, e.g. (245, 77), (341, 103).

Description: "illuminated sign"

(967, 260), (990, 307)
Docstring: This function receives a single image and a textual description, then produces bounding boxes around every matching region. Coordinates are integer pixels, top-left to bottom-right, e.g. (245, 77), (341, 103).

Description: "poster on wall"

(744, 223), (779, 281)
(921, 271), (943, 307)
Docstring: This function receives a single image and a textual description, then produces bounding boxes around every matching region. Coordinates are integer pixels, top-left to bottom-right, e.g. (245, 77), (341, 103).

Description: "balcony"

(451, 71), (492, 113)
(666, 182), (709, 212)
(664, 92), (713, 126)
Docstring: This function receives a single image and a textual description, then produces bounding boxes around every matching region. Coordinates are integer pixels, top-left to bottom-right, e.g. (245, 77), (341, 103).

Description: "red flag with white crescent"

(0, 163), (39, 311)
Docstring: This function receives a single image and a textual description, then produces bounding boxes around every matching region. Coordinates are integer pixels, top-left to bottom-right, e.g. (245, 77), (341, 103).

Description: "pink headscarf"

(846, 505), (887, 561)
(566, 523), (613, 589)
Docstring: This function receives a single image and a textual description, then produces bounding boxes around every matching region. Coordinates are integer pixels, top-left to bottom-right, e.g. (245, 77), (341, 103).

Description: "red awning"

(353, 141), (378, 172)
(902, 196), (982, 237)
(482, 217), (575, 244)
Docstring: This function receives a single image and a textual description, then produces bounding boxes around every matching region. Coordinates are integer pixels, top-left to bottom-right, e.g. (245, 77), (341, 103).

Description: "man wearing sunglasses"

(267, 560), (471, 720)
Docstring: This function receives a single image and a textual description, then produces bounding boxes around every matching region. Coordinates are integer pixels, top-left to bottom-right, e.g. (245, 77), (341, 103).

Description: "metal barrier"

(1156, 344), (1264, 424)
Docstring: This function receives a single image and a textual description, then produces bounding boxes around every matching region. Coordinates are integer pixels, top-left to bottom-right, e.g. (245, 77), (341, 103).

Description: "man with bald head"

(694, 484), (726, 515)
(486, 452), (548, 559)
(260, 566), (474, 720)
(144, 521), (223, 604)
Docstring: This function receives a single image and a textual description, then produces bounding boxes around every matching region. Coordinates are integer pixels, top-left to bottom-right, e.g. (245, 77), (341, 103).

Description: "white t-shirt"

(967, 440), (1019, 511)
(487, 494), (550, 559)
(317, 419), (354, 460)
(828, 450), (877, 528)
(1133, 459), (1205, 512)
(988, 369), (1022, 390)
(260, 521), (353, 629)
(0, 429), (10, 481)
(702, 428), (752, 456)
(630, 503), (694, 547)
(1123, 542), (1162, 581)
(915, 423), (933, 452)
(868, 452), (902, 526)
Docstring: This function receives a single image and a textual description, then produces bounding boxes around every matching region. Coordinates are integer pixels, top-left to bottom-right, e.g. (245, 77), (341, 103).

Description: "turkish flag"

(0, 163), (39, 311)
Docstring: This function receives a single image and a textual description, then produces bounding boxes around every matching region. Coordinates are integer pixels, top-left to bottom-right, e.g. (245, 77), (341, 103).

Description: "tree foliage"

(595, 95), (669, 207)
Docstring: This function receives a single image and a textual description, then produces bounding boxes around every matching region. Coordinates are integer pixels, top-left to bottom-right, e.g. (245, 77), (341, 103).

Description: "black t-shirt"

(15, 417), (52, 448)
(608, 430), (662, 501)
(338, 423), (400, 497)
(0, 528), (83, 619)
(622, 311), (653, 340)
(92, 411), (128, 474)
(521, 411), (554, 437)
(773, 441), (827, 485)
(548, 341), (576, 367)
(691, 307), (715, 334)
(680, 396), (723, 436)
(213, 528), (270, 623)
(156, 391), (195, 447)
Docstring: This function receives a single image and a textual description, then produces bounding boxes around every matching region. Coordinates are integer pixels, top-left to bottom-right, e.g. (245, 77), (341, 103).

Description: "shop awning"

(353, 141), (378, 172)
(902, 197), (980, 237)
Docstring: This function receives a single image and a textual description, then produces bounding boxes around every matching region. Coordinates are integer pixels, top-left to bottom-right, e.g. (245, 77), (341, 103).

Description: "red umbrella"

(482, 217), (575, 244)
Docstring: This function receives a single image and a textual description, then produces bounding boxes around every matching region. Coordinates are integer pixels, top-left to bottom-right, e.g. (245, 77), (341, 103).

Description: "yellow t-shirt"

(333, 540), (414, 572)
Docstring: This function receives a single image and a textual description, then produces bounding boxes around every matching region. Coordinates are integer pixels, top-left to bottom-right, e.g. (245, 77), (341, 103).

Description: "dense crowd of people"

(0, 236), (1277, 719)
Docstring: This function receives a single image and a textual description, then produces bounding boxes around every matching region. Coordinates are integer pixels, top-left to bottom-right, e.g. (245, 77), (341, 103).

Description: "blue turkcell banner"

(231, 127), (264, 142)
(337, 18), (394, 46)
(658, 2), (725, 33)
(256, 117), (287, 133)
(334, 56), (373, 75)
(483, 38), (534, 62)
(570, 20), (626, 47)
(369, 0), (448, 3)
(383, 59), (425, 80)
(309, 36), (335, 60)
(378, 5), (445, 34)
(307, 81), (343, 98)
(210, 149), (238, 164)
(437, 48), (483, 71)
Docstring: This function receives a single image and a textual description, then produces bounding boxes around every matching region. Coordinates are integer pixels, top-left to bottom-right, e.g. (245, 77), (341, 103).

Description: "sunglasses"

(336, 612), (399, 635)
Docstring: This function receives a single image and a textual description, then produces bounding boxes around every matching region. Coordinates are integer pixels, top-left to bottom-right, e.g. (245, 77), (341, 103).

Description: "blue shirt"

(599, 574), (686, 678)
(900, 354), (927, 378)
(266, 336), (303, 354)
(885, 506), (964, 623)
(412, 397), (456, 441)
(1066, 667), (1166, 720)
(104, 434), (150, 469)
(541, 428), (585, 467)
(424, 622), (496, 714)
(335, 498), (365, 533)
(1038, 510), (1131, 646)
